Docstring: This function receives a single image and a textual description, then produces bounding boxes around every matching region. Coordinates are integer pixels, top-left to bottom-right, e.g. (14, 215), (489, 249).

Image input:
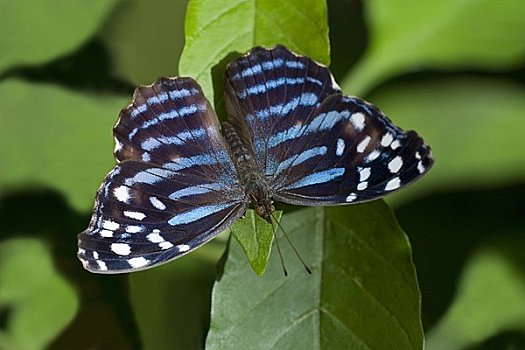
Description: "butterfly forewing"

(224, 45), (340, 175)
(114, 77), (235, 180)
(78, 79), (247, 273)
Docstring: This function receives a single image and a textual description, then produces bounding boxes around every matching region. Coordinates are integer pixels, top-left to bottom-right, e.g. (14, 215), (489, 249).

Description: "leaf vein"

(331, 220), (418, 296)
(320, 306), (372, 349)
(343, 270), (414, 347)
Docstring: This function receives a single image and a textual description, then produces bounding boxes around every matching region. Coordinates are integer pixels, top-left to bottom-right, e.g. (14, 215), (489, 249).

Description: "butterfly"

(77, 45), (433, 273)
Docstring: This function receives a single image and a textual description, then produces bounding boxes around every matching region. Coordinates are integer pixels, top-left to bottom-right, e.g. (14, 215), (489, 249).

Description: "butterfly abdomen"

(222, 122), (274, 222)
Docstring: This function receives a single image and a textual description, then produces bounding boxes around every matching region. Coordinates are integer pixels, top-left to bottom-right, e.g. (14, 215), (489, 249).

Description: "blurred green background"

(0, 0), (524, 349)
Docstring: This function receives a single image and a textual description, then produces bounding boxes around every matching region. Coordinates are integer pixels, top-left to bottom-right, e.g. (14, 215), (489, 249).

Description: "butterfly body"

(222, 121), (275, 223)
(77, 45), (433, 273)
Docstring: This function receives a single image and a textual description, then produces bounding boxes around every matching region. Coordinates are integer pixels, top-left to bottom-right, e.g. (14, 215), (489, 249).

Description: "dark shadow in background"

(328, 0), (368, 82)
(0, 38), (135, 95)
(474, 330), (525, 350)
(373, 67), (525, 97)
(211, 51), (243, 122)
(0, 189), (141, 349)
(395, 182), (525, 332)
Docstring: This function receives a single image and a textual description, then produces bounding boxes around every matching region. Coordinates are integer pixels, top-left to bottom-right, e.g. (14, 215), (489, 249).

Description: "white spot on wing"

(114, 138), (123, 152)
(359, 167), (371, 181)
(417, 161), (425, 173)
(111, 243), (131, 256)
(336, 138), (345, 156)
(388, 156), (403, 173)
(381, 133), (394, 147)
(159, 242), (174, 250)
(385, 177), (401, 191)
(102, 220), (120, 230)
(142, 152), (151, 162)
(146, 233), (164, 243)
(128, 257), (149, 268)
(356, 136), (371, 153)
(350, 112), (365, 131)
(123, 211), (146, 221)
(100, 229), (114, 238)
(93, 251), (99, 259)
(145, 231), (172, 249)
(365, 149), (381, 162)
(114, 186), (131, 203)
(96, 260), (108, 271)
(126, 225), (144, 233)
(149, 196), (166, 210)
(391, 140), (401, 150)
(346, 193), (357, 202)
(177, 244), (190, 252)
(357, 182), (368, 191)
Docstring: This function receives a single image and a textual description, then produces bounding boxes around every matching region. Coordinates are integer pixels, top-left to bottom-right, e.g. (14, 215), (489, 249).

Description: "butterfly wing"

(225, 46), (433, 205)
(270, 94), (433, 205)
(78, 78), (247, 273)
(224, 45), (340, 175)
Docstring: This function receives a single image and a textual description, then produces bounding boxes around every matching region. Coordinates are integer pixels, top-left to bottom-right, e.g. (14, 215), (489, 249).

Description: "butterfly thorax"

(222, 122), (275, 223)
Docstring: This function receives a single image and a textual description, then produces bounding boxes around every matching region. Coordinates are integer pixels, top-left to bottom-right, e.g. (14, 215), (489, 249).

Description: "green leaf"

(129, 238), (226, 350)
(0, 238), (79, 350)
(0, 0), (118, 74)
(100, 0), (188, 85)
(230, 210), (282, 275)
(0, 79), (129, 211)
(341, 0), (525, 95)
(368, 78), (525, 205)
(426, 237), (525, 350)
(179, 0), (330, 102)
(206, 203), (423, 349)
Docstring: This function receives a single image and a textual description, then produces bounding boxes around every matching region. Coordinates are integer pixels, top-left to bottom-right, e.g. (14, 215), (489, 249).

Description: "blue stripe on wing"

(284, 168), (346, 190)
(230, 57), (307, 80)
(237, 77), (323, 99)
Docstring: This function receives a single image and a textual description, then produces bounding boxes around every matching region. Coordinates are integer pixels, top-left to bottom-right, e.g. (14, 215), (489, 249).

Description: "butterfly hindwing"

(270, 94), (433, 205)
(78, 78), (247, 273)
(78, 161), (247, 273)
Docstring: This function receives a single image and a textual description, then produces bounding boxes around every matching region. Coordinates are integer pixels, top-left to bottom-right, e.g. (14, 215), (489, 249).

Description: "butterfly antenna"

(270, 212), (312, 275)
(272, 215), (288, 277)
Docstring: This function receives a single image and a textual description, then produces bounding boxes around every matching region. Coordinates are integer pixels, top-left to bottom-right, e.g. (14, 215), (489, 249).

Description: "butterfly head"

(248, 185), (275, 224)
(253, 199), (275, 224)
